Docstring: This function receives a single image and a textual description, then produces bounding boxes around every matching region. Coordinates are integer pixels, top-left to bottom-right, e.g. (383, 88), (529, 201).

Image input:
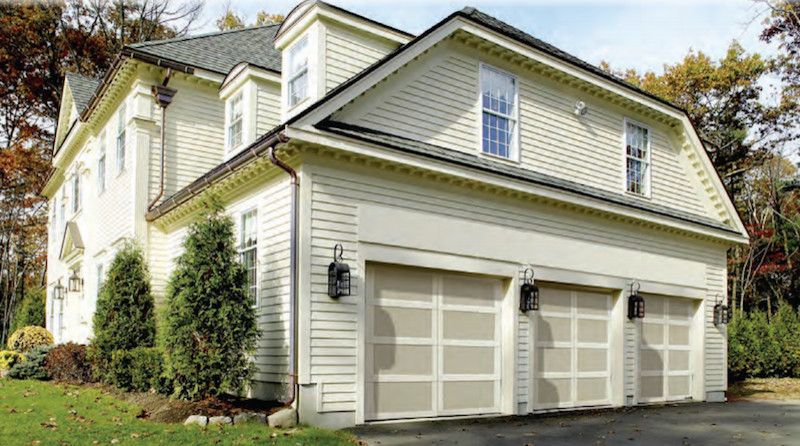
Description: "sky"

(193, 0), (778, 75)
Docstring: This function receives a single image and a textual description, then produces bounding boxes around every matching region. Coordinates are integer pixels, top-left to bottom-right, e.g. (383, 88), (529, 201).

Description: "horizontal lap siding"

(308, 163), (728, 414)
(256, 83), (281, 135)
(705, 259), (728, 391)
(339, 42), (712, 222)
(325, 24), (397, 93)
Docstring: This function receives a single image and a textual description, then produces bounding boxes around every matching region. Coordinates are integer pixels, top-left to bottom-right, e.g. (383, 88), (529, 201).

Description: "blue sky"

(196, 0), (778, 74)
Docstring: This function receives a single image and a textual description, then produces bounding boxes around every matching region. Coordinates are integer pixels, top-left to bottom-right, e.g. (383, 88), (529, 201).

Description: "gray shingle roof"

(65, 72), (102, 114)
(127, 24), (282, 75)
(317, 120), (737, 234)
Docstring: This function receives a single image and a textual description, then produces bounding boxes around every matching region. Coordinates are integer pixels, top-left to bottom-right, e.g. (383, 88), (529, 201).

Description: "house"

(43, 0), (749, 428)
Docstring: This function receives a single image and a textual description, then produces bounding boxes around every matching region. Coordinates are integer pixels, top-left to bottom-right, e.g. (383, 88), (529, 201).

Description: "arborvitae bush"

(11, 287), (46, 333)
(728, 305), (800, 381)
(107, 347), (165, 392)
(164, 199), (258, 400)
(91, 242), (156, 379)
(770, 303), (800, 377)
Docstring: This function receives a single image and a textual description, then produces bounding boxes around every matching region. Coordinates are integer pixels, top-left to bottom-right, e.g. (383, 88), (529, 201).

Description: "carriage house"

(43, 1), (748, 428)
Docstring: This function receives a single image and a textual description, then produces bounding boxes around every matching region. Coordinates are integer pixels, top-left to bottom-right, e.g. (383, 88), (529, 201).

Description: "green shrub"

(0, 350), (25, 370)
(10, 287), (46, 333)
(7, 326), (53, 353)
(770, 303), (800, 377)
(91, 242), (156, 380)
(44, 343), (93, 384)
(7, 345), (53, 380)
(728, 305), (800, 381)
(107, 347), (165, 392)
(164, 198), (258, 400)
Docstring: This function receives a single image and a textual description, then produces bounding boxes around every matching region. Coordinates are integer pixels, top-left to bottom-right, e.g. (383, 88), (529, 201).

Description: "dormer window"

(480, 65), (518, 160)
(625, 120), (651, 197)
(287, 35), (309, 107)
(227, 92), (244, 150)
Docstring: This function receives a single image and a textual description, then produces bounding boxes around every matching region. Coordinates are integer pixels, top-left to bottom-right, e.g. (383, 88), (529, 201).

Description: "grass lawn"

(728, 378), (800, 400)
(0, 379), (355, 446)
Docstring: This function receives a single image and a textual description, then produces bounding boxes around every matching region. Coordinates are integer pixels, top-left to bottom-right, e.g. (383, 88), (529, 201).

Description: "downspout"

(148, 70), (177, 211)
(266, 135), (299, 411)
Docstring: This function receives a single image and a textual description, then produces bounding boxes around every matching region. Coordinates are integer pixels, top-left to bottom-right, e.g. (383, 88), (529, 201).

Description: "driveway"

(351, 400), (799, 445)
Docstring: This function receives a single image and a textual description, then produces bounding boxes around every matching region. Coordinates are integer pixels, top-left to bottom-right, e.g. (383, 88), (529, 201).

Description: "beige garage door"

(639, 295), (694, 403)
(533, 286), (611, 410)
(365, 264), (502, 421)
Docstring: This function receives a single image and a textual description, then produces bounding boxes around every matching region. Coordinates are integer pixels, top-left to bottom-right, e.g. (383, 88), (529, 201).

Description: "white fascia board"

(287, 125), (749, 246)
(220, 65), (280, 100)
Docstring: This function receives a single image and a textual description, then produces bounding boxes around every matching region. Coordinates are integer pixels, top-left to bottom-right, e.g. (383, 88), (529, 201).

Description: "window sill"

(287, 96), (310, 113)
(624, 190), (652, 201)
(479, 150), (521, 166)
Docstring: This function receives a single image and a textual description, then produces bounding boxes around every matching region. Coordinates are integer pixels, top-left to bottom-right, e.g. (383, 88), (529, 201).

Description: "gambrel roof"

(64, 72), (102, 114)
(127, 24), (283, 75)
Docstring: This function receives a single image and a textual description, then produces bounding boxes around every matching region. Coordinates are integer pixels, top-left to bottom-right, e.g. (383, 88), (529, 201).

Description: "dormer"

(220, 63), (282, 157)
(274, 0), (413, 120)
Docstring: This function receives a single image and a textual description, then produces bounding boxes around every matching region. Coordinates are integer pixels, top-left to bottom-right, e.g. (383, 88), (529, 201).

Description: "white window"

(480, 65), (518, 159)
(97, 134), (106, 193)
(625, 120), (651, 196)
(71, 173), (81, 213)
(287, 35), (309, 107)
(239, 210), (258, 307)
(116, 104), (126, 174)
(227, 92), (244, 150)
(96, 264), (104, 296)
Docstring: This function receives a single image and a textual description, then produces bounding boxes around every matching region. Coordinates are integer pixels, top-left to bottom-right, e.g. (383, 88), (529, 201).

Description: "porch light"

(68, 270), (83, 293)
(53, 281), (65, 300)
(327, 244), (350, 299)
(627, 281), (645, 320)
(713, 297), (732, 326)
(519, 268), (539, 312)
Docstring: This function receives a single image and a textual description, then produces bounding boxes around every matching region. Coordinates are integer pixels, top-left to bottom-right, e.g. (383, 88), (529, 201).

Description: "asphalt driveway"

(351, 400), (799, 445)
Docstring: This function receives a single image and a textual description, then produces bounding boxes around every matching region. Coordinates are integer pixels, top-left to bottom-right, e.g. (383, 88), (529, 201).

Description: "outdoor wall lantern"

(68, 269), (83, 293)
(627, 281), (645, 320)
(327, 244), (351, 299)
(53, 280), (65, 300)
(519, 268), (540, 312)
(713, 296), (732, 326)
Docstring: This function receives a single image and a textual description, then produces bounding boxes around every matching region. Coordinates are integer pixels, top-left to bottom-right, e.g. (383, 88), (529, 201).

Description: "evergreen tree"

(91, 242), (156, 371)
(11, 287), (45, 332)
(164, 198), (258, 400)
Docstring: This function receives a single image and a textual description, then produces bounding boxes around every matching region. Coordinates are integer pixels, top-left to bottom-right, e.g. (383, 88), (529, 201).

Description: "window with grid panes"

(625, 121), (650, 196)
(227, 92), (243, 150)
(239, 210), (258, 307)
(480, 65), (517, 159)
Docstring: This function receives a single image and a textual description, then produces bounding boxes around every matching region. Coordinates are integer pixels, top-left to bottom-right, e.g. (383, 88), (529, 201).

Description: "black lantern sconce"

(53, 280), (65, 300)
(519, 268), (539, 312)
(327, 244), (351, 299)
(627, 281), (645, 320)
(68, 269), (83, 293)
(713, 295), (732, 326)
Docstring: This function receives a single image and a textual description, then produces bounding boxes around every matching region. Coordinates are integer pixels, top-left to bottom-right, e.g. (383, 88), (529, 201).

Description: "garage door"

(365, 264), (503, 421)
(533, 286), (611, 410)
(639, 295), (694, 403)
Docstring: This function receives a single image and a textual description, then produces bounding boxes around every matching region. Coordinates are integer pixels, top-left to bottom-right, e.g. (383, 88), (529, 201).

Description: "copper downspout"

(148, 71), (177, 211)
(266, 138), (299, 412)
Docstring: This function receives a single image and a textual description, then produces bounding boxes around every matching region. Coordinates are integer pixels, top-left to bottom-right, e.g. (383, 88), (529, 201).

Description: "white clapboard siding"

(336, 41), (714, 222)
(306, 160), (728, 414)
(324, 22), (398, 92)
(704, 259), (728, 391)
(149, 76), (225, 202)
(257, 82), (281, 135)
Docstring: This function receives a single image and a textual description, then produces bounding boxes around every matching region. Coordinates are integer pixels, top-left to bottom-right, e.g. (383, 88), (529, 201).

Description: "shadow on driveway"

(350, 400), (799, 445)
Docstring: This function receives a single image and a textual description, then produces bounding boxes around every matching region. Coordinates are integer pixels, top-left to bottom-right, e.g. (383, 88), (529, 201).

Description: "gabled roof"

(64, 72), (102, 114)
(59, 221), (85, 261)
(127, 24), (282, 75)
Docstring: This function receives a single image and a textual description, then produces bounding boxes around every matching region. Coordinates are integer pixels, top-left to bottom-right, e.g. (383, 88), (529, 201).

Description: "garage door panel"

(577, 319), (608, 343)
(442, 310), (495, 341)
(443, 346), (495, 375)
(640, 349), (664, 372)
(577, 378), (607, 402)
(646, 296), (666, 318)
(373, 266), (435, 303)
(374, 307), (432, 338)
(640, 376), (664, 399)
(537, 347), (571, 373)
(442, 381), (495, 411)
(576, 292), (609, 315)
(537, 378), (572, 406)
(641, 322), (663, 345)
(668, 300), (693, 319)
(577, 348), (607, 373)
(538, 316), (572, 343)
(668, 350), (690, 371)
(373, 345), (433, 375)
(441, 275), (499, 307)
(371, 382), (434, 415)
(668, 325), (690, 346)
(539, 288), (572, 313)
(668, 376), (690, 397)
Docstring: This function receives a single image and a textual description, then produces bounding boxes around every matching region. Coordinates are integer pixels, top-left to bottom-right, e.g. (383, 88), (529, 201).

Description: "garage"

(532, 286), (612, 410)
(365, 264), (503, 421)
(638, 295), (695, 402)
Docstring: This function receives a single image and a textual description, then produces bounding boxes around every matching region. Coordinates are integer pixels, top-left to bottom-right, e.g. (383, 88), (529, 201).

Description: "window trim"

(226, 91), (244, 151)
(115, 104), (126, 176)
(238, 208), (259, 308)
(70, 172), (81, 214)
(97, 135), (106, 195)
(287, 35), (310, 109)
(477, 62), (520, 163)
(622, 117), (653, 199)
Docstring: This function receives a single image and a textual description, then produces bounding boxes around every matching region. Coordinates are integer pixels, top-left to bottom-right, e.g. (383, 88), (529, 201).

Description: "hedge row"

(728, 303), (800, 381)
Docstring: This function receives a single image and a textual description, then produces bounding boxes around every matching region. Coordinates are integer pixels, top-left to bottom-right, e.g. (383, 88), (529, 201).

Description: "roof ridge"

(65, 71), (101, 82)
(129, 23), (281, 49)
